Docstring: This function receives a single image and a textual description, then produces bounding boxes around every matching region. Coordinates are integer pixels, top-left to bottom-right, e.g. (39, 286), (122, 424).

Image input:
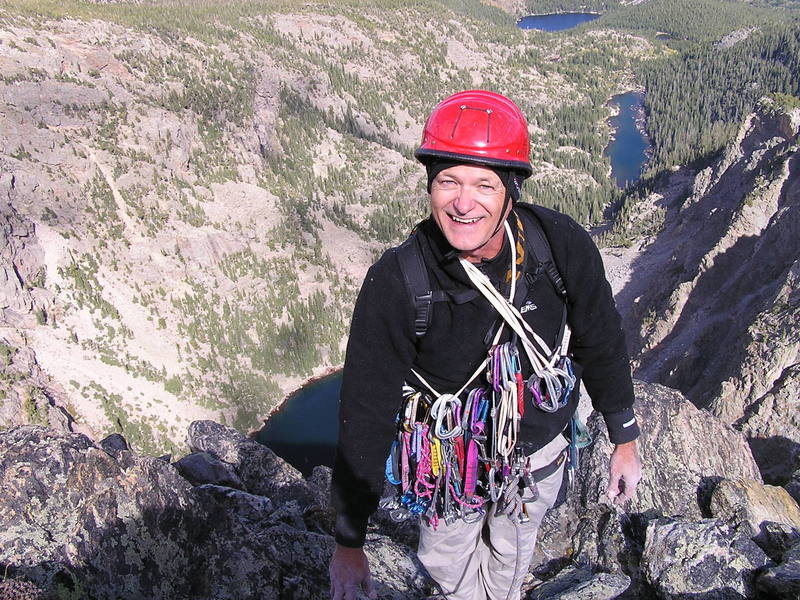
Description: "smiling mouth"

(450, 215), (482, 224)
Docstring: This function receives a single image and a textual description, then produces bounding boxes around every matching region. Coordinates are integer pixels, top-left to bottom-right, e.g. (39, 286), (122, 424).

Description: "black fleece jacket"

(331, 204), (638, 548)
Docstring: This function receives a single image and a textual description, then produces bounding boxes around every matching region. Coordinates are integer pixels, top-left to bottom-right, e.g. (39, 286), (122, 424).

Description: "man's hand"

(330, 544), (376, 600)
(606, 440), (641, 505)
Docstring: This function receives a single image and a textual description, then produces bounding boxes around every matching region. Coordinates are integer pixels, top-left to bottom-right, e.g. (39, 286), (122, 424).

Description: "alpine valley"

(0, 0), (799, 599)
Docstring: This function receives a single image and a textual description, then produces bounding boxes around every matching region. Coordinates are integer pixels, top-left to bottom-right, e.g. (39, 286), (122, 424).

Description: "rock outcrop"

(533, 381), (797, 599)
(0, 198), (50, 329)
(641, 517), (769, 599)
(619, 99), (799, 417)
(709, 478), (800, 546)
(4, 380), (797, 600)
(607, 98), (800, 496)
(0, 423), (426, 600)
(0, 200), (77, 436)
(575, 381), (762, 520)
(734, 362), (800, 485)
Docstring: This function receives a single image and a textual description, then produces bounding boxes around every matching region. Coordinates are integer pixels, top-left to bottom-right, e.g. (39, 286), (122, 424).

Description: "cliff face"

(604, 97), (800, 487)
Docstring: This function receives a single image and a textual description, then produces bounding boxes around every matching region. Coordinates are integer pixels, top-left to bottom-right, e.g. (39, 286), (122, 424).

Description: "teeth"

(451, 215), (480, 224)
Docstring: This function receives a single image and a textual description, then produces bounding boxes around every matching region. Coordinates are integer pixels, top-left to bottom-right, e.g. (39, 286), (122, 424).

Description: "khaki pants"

(417, 435), (568, 600)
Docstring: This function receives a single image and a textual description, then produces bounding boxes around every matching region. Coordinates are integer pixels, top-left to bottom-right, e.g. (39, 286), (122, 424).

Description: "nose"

(452, 186), (477, 215)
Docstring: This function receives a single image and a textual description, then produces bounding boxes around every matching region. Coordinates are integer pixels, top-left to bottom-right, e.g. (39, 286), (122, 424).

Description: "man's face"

(430, 164), (510, 263)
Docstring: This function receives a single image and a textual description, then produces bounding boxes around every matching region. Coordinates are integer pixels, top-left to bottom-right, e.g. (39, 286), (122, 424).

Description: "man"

(329, 90), (641, 600)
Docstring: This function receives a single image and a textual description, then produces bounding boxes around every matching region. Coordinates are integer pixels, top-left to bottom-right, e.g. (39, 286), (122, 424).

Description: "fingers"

(330, 581), (358, 600)
(330, 577), (343, 600)
(612, 478), (630, 504)
(606, 441), (642, 505)
(607, 470), (641, 504)
(605, 461), (621, 501)
(621, 472), (642, 503)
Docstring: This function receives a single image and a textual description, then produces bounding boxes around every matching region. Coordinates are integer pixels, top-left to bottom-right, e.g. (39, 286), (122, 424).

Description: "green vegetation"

(59, 254), (121, 320)
(0, 342), (14, 366)
(639, 22), (800, 172)
(764, 91), (800, 111)
(595, 2), (799, 246)
(600, 0), (788, 43)
(4, 0), (797, 446)
(525, 1), (617, 14)
(22, 387), (49, 426)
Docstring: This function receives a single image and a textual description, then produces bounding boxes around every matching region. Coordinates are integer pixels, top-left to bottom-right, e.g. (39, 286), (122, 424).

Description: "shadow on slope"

(615, 117), (800, 411)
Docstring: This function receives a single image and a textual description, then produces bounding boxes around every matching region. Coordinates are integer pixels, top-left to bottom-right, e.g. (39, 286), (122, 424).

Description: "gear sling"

(381, 207), (589, 526)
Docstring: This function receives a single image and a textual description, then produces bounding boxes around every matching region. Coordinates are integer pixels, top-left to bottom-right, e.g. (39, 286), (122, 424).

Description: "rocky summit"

(1, 380), (799, 599)
(1, 1), (799, 599)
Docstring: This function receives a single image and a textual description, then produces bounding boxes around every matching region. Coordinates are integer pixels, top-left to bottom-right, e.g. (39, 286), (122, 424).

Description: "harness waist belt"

(531, 447), (568, 483)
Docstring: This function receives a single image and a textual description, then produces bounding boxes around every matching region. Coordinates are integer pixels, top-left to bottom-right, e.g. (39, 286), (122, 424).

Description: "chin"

(443, 232), (486, 254)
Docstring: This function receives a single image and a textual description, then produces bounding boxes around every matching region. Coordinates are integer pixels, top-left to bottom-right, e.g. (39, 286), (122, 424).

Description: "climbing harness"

(383, 215), (584, 528)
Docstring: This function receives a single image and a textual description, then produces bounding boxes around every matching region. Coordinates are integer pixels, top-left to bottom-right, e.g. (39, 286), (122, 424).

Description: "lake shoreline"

(248, 365), (342, 438)
(518, 11), (601, 19)
(517, 12), (600, 31)
(604, 90), (651, 188)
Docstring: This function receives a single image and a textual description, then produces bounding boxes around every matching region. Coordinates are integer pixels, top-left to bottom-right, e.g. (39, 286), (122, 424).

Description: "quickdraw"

(383, 220), (579, 526)
(386, 342), (526, 526)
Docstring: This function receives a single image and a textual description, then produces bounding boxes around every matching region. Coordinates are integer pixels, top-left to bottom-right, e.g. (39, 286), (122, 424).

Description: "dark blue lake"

(604, 91), (650, 188)
(517, 13), (599, 31)
(256, 372), (341, 475)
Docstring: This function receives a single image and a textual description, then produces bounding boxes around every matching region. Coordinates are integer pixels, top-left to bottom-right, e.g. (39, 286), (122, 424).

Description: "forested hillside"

(598, 1), (800, 245)
(0, 0), (655, 453)
(1, 0), (798, 454)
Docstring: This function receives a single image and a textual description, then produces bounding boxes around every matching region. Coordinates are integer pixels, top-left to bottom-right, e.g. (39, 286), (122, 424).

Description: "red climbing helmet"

(415, 90), (532, 178)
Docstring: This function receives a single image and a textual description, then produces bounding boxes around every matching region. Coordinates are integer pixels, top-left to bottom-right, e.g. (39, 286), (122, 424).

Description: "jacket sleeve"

(330, 250), (417, 547)
(555, 213), (640, 445)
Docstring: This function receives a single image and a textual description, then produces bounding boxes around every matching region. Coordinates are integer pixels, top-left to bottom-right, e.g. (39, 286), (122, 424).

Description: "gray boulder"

(187, 419), (317, 506)
(709, 477), (800, 554)
(754, 542), (800, 599)
(641, 517), (770, 599)
(0, 424), (429, 599)
(193, 484), (274, 522)
(0, 426), (205, 599)
(99, 432), (128, 453)
(528, 565), (631, 600)
(581, 382), (763, 519)
(533, 381), (765, 599)
(535, 381), (761, 572)
(570, 504), (641, 578)
(175, 451), (244, 488)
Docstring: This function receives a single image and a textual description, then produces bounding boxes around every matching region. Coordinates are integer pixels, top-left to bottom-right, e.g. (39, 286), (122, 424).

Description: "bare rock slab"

(0, 426), (203, 599)
(534, 381), (762, 577)
(0, 424), (430, 599)
(709, 477), (800, 554)
(528, 566), (631, 600)
(175, 451), (244, 488)
(187, 419), (315, 505)
(574, 381), (761, 519)
(642, 517), (770, 599)
(735, 363), (800, 484)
